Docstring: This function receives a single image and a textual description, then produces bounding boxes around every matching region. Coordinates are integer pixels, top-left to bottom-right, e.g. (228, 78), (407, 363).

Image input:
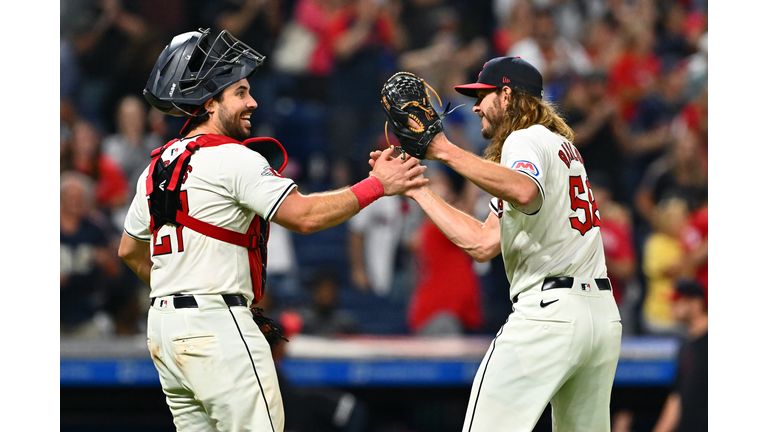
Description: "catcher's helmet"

(143, 28), (265, 117)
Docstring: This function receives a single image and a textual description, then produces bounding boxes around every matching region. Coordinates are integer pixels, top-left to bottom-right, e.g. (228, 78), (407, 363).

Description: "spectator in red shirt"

(676, 85), (707, 164)
(407, 167), (482, 335)
(607, 25), (661, 122)
(290, 0), (339, 78)
(324, 0), (403, 179)
(65, 119), (129, 215)
(491, 0), (534, 57)
(679, 201), (707, 292)
(324, 0), (399, 62)
(287, 0), (402, 80)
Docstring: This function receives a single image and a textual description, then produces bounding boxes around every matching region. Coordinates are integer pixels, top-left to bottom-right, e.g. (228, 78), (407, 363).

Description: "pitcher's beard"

(480, 99), (503, 140)
(481, 122), (496, 139)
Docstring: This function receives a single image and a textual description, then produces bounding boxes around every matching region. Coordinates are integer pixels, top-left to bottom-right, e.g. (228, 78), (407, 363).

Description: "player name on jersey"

(558, 141), (584, 168)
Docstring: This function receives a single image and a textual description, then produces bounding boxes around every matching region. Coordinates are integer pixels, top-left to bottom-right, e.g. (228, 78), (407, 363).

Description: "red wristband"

(350, 176), (385, 210)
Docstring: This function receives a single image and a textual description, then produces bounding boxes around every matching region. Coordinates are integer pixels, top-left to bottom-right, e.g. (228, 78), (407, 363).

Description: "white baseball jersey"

(348, 196), (413, 296)
(463, 124), (621, 432)
(125, 134), (295, 432)
(490, 124), (607, 300)
(123, 134), (296, 301)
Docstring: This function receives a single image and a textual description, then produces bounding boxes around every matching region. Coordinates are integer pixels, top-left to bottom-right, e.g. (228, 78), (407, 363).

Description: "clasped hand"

(368, 146), (428, 197)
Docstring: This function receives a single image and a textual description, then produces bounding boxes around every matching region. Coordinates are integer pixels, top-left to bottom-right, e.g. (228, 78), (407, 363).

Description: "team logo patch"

(261, 166), (284, 178)
(511, 160), (539, 176)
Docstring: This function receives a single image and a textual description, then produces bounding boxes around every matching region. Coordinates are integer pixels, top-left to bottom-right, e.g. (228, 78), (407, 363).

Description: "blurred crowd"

(60, 0), (707, 342)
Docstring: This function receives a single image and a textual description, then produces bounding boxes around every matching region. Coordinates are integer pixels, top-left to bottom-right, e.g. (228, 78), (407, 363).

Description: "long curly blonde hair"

(483, 90), (575, 163)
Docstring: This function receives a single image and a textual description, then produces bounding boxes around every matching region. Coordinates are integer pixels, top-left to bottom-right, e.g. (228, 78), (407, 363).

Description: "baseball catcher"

(119, 25), (429, 432)
(381, 72), (462, 158)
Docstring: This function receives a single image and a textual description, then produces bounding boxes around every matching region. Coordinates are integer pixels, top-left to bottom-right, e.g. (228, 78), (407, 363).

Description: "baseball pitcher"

(379, 57), (622, 431)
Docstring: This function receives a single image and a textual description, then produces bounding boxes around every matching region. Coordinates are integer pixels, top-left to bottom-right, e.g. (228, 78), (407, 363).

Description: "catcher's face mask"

(144, 28), (266, 117)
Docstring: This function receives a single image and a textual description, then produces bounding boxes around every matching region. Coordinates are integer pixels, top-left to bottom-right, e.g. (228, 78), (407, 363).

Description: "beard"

(217, 104), (251, 142)
(480, 97), (504, 140)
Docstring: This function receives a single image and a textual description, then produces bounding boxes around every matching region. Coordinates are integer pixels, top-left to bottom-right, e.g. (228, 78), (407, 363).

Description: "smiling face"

(207, 78), (258, 141)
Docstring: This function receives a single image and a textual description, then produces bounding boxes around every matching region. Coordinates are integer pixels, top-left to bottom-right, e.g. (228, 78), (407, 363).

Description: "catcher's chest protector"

(145, 137), (270, 302)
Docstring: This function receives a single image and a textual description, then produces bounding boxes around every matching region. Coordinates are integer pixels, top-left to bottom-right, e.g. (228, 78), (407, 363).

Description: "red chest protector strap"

(145, 134), (281, 302)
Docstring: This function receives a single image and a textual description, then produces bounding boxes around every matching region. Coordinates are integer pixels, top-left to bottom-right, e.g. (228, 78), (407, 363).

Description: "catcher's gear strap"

(145, 134), (285, 302)
(247, 215), (269, 303)
(173, 212), (261, 248)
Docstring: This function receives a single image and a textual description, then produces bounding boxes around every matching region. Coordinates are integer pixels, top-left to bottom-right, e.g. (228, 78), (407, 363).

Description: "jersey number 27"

(152, 191), (189, 256)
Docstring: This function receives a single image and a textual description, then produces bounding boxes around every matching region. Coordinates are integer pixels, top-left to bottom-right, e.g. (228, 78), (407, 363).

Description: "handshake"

(367, 71), (462, 198)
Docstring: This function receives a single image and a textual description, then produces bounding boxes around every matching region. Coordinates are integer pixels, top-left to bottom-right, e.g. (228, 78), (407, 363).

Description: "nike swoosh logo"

(540, 299), (559, 308)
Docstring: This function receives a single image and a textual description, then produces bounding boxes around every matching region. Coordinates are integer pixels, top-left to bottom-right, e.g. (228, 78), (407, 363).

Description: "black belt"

(541, 277), (611, 291)
(150, 294), (248, 308)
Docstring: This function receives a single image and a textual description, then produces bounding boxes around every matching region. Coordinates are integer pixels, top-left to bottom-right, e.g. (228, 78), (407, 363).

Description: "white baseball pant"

(462, 277), (622, 432)
(147, 294), (284, 432)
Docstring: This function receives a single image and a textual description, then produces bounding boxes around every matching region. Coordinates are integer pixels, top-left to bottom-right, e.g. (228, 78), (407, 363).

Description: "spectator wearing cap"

(652, 278), (707, 432)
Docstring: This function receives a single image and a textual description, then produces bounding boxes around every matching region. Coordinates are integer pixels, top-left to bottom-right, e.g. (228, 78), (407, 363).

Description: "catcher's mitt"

(250, 306), (289, 347)
(381, 72), (462, 158)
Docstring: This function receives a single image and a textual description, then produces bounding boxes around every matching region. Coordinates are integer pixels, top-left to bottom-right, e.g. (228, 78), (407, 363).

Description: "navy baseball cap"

(455, 57), (544, 99)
